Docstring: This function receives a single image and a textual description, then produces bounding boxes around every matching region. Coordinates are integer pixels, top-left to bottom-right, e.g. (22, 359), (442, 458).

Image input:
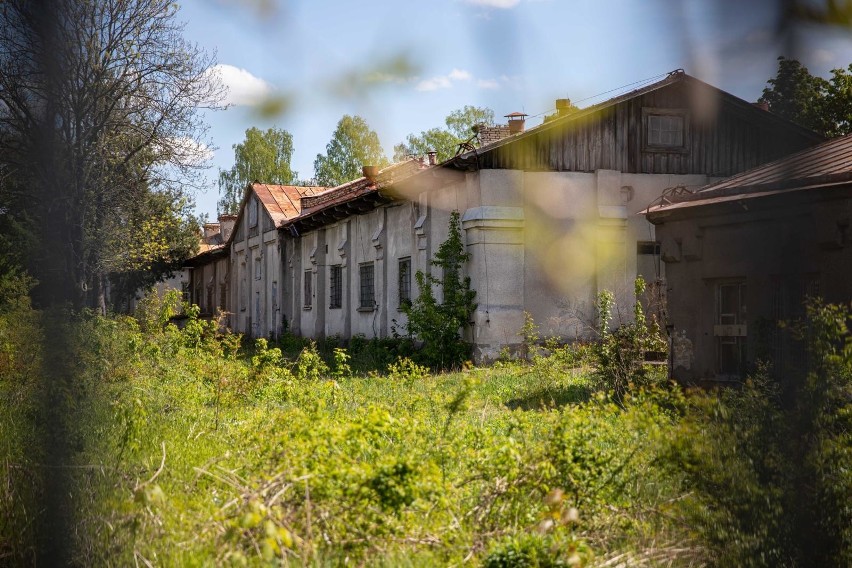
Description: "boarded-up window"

(304, 270), (312, 308)
(359, 262), (375, 309)
(249, 197), (258, 228)
(329, 265), (342, 309)
(398, 257), (411, 307)
(715, 280), (747, 378)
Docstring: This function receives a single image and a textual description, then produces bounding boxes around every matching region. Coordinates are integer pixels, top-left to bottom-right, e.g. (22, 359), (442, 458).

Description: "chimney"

(505, 112), (528, 134)
(218, 214), (237, 242)
(362, 165), (379, 181)
(477, 124), (511, 146)
(752, 101), (770, 112)
(426, 151), (437, 166)
(202, 222), (220, 241)
(555, 98), (573, 115)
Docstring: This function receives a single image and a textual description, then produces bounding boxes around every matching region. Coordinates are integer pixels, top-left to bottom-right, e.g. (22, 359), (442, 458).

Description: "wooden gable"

(469, 74), (821, 177)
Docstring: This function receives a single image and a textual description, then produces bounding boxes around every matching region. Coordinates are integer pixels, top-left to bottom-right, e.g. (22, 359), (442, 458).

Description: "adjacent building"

(646, 134), (852, 383)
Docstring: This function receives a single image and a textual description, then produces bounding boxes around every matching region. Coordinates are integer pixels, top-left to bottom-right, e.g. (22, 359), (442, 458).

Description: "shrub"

(400, 210), (476, 370)
(592, 278), (666, 402)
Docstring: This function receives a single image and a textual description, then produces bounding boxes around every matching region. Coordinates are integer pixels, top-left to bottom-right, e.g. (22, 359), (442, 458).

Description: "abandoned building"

(645, 133), (852, 382)
(185, 70), (822, 361)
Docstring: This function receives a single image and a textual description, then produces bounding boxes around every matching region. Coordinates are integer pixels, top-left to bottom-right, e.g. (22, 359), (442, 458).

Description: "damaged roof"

(253, 183), (327, 227)
(645, 133), (852, 215)
(291, 159), (428, 232)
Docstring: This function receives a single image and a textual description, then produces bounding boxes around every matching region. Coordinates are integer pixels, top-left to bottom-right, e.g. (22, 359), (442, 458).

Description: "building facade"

(187, 71), (821, 361)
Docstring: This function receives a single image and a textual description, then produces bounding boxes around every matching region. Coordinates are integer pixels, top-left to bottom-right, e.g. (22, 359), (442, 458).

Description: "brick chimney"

(202, 222), (220, 241)
(505, 112), (528, 134)
(476, 123), (511, 146)
(218, 214), (237, 242)
(752, 101), (770, 112)
(426, 151), (437, 166)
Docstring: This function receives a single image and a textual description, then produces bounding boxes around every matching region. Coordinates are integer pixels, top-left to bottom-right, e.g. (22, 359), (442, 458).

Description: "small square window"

(330, 265), (343, 309)
(304, 270), (312, 308)
(359, 263), (375, 309)
(643, 108), (689, 152)
(398, 257), (412, 307)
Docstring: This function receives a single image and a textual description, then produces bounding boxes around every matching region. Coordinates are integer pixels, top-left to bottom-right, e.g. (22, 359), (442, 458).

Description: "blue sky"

(178, 0), (852, 219)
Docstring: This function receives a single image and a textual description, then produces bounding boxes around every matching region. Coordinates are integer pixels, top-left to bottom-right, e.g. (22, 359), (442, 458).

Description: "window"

(248, 197), (258, 228)
(329, 265), (343, 309)
(398, 257), (411, 307)
(715, 281), (747, 378)
(643, 108), (689, 152)
(359, 262), (375, 310)
(255, 256), (262, 280)
(636, 242), (662, 282)
(304, 270), (312, 308)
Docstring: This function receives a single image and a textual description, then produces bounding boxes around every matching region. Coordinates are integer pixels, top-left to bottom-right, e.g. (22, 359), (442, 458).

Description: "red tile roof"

(252, 184), (326, 227)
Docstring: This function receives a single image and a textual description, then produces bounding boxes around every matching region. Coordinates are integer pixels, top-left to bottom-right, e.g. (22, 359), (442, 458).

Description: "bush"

(592, 278), (667, 402)
(400, 210), (476, 370)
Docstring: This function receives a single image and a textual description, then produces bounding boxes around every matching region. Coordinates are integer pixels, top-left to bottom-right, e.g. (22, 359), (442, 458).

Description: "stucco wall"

(653, 190), (852, 382)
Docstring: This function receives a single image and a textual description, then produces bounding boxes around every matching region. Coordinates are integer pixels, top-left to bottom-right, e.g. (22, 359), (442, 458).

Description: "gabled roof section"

(288, 159), (428, 233)
(448, 69), (822, 167)
(645, 134), (852, 215)
(252, 183), (327, 227)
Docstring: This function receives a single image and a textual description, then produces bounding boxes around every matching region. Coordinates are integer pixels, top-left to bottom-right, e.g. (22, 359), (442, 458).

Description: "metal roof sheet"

(646, 134), (852, 214)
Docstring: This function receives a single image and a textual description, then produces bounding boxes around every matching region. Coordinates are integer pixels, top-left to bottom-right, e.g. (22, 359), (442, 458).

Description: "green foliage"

(592, 277), (667, 403)
(759, 56), (852, 136)
(313, 115), (389, 186)
(0, 0), (223, 309)
(218, 127), (297, 214)
(387, 356), (431, 382)
(393, 105), (495, 162)
(4, 278), (850, 566)
(400, 210), (477, 369)
(662, 298), (852, 567)
(293, 341), (330, 381)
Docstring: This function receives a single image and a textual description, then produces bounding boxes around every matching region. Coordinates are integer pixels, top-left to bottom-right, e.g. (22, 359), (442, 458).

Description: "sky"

(177, 0), (852, 219)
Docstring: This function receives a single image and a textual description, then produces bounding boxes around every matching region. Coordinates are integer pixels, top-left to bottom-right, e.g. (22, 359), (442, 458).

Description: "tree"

(0, 0), (223, 309)
(218, 127), (297, 214)
(313, 115), (388, 187)
(400, 211), (477, 369)
(393, 105), (494, 163)
(759, 56), (852, 137)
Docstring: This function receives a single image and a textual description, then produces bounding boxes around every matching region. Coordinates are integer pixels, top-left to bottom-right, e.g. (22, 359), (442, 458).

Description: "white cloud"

(464, 0), (521, 7)
(477, 79), (500, 89)
(416, 76), (453, 91)
(448, 68), (472, 81)
(416, 68), (510, 92)
(170, 137), (214, 167)
(208, 63), (272, 106)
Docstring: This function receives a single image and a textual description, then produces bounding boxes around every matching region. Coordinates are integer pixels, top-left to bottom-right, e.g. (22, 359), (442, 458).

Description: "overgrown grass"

(2, 290), (850, 566)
